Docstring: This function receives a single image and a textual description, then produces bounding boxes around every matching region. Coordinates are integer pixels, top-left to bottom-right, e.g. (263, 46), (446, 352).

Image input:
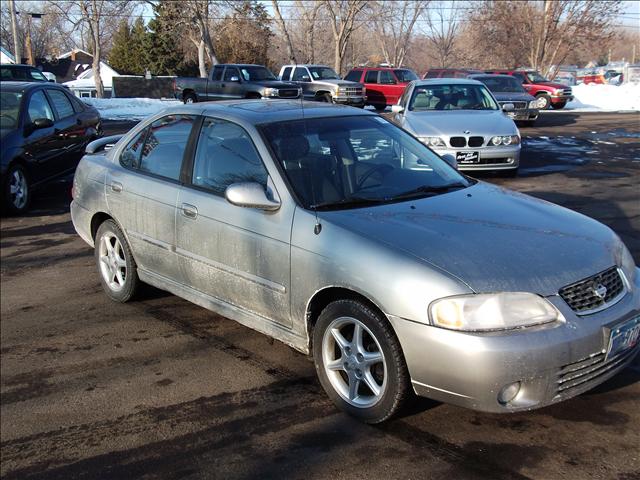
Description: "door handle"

(181, 203), (198, 219)
(110, 181), (123, 193)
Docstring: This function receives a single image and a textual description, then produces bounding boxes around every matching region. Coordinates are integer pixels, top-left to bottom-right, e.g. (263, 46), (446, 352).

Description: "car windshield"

(393, 69), (418, 82)
(259, 115), (471, 210)
(526, 71), (550, 83)
(239, 66), (276, 81)
(0, 92), (22, 129)
(477, 76), (526, 93)
(308, 66), (340, 80)
(409, 84), (499, 111)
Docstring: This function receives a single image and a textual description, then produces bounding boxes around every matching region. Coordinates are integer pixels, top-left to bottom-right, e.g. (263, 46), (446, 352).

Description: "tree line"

(2, 0), (637, 98)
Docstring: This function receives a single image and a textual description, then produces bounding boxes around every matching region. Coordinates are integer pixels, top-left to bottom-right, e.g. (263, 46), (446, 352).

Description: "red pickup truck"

(344, 67), (418, 111)
(485, 70), (573, 109)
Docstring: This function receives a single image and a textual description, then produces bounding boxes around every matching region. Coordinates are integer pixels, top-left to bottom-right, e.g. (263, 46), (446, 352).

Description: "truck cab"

(279, 65), (365, 107)
(485, 70), (573, 110)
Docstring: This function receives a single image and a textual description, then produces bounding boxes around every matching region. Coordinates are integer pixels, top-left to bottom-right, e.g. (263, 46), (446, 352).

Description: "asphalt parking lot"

(1, 111), (639, 480)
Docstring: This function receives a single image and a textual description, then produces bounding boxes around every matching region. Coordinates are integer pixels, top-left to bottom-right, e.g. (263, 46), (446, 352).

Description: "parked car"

(469, 74), (539, 126)
(484, 69), (573, 109)
(344, 67), (418, 110)
(1, 64), (50, 82)
(390, 79), (521, 174)
(279, 64), (365, 107)
(1, 81), (101, 214)
(423, 68), (483, 79)
(71, 99), (639, 423)
(173, 64), (301, 103)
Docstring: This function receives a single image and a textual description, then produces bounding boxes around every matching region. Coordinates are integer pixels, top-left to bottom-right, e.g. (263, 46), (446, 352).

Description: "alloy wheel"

(9, 169), (28, 209)
(98, 232), (127, 292)
(322, 316), (387, 408)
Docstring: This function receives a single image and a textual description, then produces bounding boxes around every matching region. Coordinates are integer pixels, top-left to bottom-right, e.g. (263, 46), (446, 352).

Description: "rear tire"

(313, 299), (411, 424)
(183, 92), (197, 104)
(3, 163), (31, 215)
(95, 219), (140, 303)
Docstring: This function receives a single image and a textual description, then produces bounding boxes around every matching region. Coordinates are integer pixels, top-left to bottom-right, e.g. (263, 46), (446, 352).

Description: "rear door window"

(27, 90), (55, 123)
(223, 67), (240, 82)
(281, 67), (292, 81)
(364, 70), (379, 84)
(344, 70), (362, 82)
(212, 65), (224, 81)
(138, 115), (195, 181)
(47, 90), (75, 119)
(379, 70), (396, 84)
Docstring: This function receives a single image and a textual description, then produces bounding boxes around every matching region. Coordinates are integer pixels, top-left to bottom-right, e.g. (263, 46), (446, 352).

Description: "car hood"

(320, 182), (620, 296)
(538, 81), (569, 90)
(404, 110), (517, 137)
(492, 92), (536, 102)
(254, 80), (300, 88)
(314, 79), (362, 87)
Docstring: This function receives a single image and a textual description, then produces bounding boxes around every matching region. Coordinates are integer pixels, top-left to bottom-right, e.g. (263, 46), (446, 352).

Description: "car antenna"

(300, 84), (322, 235)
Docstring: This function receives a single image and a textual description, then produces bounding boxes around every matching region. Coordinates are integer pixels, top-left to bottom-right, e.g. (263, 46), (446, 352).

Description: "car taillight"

(71, 183), (75, 199)
(172, 78), (177, 91)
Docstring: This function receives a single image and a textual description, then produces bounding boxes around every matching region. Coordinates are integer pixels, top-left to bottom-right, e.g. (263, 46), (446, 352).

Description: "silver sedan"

(391, 79), (521, 174)
(71, 100), (639, 423)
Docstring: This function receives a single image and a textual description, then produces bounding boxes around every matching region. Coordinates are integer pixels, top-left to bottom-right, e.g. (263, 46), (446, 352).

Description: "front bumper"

(436, 144), (521, 171)
(333, 95), (366, 105)
(507, 108), (539, 121)
(550, 94), (573, 103)
(388, 268), (640, 413)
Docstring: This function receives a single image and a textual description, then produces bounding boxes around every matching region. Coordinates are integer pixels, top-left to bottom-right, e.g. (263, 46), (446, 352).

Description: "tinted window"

(364, 71), (379, 83)
(120, 128), (148, 169)
(192, 117), (267, 196)
(29, 69), (47, 81)
(393, 69), (418, 82)
(292, 67), (310, 81)
(68, 93), (86, 112)
(0, 67), (12, 79)
(512, 73), (526, 83)
(424, 71), (440, 79)
(238, 66), (276, 81)
(409, 84), (499, 111)
(379, 70), (396, 84)
(223, 67), (240, 82)
(27, 90), (55, 123)
(47, 90), (75, 119)
(477, 76), (526, 93)
(212, 65), (224, 81)
(344, 70), (362, 82)
(139, 115), (195, 181)
(308, 66), (340, 80)
(0, 92), (22, 129)
(281, 67), (292, 80)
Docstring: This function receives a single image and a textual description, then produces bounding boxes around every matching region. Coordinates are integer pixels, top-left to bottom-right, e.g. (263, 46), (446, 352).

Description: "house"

(1, 46), (16, 64)
(37, 49), (120, 98)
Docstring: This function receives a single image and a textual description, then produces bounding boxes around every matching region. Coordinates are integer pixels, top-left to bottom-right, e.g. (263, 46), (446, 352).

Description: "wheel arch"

(305, 286), (391, 350)
(182, 89), (197, 101)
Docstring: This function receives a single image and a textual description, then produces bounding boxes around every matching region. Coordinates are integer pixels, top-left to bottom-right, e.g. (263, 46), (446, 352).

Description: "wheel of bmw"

(313, 299), (411, 423)
(95, 219), (139, 302)
(3, 164), (30, 215)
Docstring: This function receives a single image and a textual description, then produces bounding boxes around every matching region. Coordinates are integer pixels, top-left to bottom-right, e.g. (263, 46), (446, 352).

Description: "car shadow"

(529, 111), (579, 128)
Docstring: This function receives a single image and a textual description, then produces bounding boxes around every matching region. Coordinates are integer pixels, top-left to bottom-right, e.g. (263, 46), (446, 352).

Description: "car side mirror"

(229, 76), (240, 83)
(225, 182), (281, 211)
(391, 105), (404, 114)
(440, 153), (458, 170)
(301, 76), (310, 82)
(502, 103), (515, 112)
(33, 118), (54, 129)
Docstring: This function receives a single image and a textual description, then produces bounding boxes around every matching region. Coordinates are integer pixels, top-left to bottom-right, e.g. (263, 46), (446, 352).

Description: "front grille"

(341, 87), (363, 95)
(468, 136), (484, 147)
(450, 136), (466, 148)
(555, 346), (638, 397)
(477, 157), (510, 164)
(278, 89), (299, 98)
(559, 266), (625, 314)
(563, 88), (572, 95)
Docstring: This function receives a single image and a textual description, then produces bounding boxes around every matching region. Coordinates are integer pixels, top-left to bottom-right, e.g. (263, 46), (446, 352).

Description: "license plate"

(456, 151), (479, 164)
(605, 316), (640, 360)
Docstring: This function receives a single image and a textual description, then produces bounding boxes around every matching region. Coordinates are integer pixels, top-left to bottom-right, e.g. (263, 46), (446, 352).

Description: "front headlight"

(619, 242), (637, 285)
(419, 136), (446, 148)
(490, 135), (520, 146)
(430, 292), (562, 331)
(264, 88), (279, 97)
(528, 100), (538, 108)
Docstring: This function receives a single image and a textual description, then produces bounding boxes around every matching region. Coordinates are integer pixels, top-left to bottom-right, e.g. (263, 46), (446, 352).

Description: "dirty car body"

(71, 100), (640, 421)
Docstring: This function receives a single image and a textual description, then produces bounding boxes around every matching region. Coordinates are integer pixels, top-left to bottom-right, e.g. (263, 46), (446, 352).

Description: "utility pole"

(8, 0), (20, 63)
(25, 14), (34, 65)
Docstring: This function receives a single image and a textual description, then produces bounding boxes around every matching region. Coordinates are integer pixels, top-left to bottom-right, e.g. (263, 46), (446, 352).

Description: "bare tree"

(423, 1), (462, 68)
(272, 0), (296, 63)
(370, 0), (427, 67)
(323, 0), (369, 74)
(296, 0), (323, 63)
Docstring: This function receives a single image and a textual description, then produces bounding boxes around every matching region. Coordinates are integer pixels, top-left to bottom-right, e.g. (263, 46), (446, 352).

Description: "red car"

(423, 68), (483, 79)
(485, 70), (573, 109)
(344, 67), (418, 111)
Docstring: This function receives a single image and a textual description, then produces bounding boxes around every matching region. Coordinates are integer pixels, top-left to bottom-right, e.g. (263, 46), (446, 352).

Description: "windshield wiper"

(309, 196), (385, 211)
(387, 183), (467, 201)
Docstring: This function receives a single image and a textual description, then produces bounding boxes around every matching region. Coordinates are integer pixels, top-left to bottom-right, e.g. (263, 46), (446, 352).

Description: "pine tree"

(146, 1), (196, 76)
(108, 20), (134, 74)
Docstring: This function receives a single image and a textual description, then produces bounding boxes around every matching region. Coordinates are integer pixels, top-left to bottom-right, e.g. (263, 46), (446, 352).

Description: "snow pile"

(82, 97), (181, 120)
(565, 83), (640, 112)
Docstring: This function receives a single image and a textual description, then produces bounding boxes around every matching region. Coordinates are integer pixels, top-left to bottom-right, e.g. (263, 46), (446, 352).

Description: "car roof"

(172, 99), (376, 124)
(468, 74), (516, 79)
(218, 64), (264, 68)
(350, 67), (398, 71)
(412, 78), (484, 86)
(282, 64), (332, 68)
(0, 80), (67, 92)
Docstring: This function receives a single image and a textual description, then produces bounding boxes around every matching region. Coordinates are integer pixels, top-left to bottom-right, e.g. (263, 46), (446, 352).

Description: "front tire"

(313, 299), (411, 423)
(318, 93), (333, 103)
(3, 164), (31, 215)
(95, 219), (139, 302)
(183, 92), (197, 104)
(535, 93), (551, 110)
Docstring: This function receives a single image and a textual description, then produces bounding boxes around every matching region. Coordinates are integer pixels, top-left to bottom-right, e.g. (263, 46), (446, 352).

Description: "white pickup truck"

(279, 64), (366, 107)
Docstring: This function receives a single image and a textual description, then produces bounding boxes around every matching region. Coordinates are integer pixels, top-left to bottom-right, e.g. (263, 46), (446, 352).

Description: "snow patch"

(83, 97), (181, 120)
(564, 83), (640, 112)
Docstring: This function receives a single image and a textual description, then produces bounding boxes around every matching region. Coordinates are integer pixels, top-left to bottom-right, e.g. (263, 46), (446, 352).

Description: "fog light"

(498, 381), (521, 405)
